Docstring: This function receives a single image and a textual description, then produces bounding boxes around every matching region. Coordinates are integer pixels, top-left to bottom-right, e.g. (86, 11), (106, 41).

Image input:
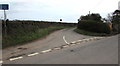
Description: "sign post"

(3, 9), (7, 27)
(0, 4), (9, 36)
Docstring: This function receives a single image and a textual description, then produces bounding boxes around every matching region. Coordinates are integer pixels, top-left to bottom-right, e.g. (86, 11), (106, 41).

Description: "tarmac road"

(2, 28), (118, 64)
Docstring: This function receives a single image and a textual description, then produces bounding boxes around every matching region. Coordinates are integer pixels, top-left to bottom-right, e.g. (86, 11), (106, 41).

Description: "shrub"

(77, 20), (111, 34)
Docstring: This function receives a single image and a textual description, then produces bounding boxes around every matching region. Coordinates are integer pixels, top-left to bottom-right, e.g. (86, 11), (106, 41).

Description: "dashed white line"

(41, 49), (52, 53)
(89, 38), (94, 41)
(83, 39), (90, 42)
(9, 56), (23, 61)
(6, 36), (106, 62)
(28, 52), (39, 57)
(71, 41), (77, 44)
(62, 45), (69, 48)
(70, 43), (76, 46)
(69, 37), (106, 45)
(99, 37), (104, 39)
(63, 36), (69, 44)
(94, 37), (98, 39)
(53, 47), (61, 50)
(77, 40), (83, 42)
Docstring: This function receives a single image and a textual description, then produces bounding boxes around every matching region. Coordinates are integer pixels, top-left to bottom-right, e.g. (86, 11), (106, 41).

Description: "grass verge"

(3, 26), (66, 48)
(74, 28), (111, 36)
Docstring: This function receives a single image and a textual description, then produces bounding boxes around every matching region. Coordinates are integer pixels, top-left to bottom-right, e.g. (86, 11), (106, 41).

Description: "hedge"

(77, 20), (111, 34)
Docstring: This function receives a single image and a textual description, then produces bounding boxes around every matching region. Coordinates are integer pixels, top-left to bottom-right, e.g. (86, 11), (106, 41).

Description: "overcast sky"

(0, 0), (120, 22)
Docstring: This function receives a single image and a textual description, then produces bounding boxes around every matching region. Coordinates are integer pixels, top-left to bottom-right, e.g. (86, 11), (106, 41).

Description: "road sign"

(0, 4), (9, 10)
(0, 4), (9, 36)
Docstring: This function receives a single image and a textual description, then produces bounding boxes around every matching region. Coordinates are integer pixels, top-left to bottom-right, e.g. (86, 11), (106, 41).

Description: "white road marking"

(0, 61), (3, 64)
(70, 44), (76, 46)
(1, 36), (106, 62)
(89, 38), (94, 41)
(28, 52), (39, 57)
(71, 41), (77, 44)
(63, 36), (69, 44)
(41, 49), (52, 53)
(69, 37), (105, 45)
(99, 37), (104, 39)
(53, 47), (61, 50)
(83, 39), (90, 42)
(62, 45), (69, 48)
(93, 37), (99, 40)
(77, 40), (83, 42)
(9, 56), (23, 61)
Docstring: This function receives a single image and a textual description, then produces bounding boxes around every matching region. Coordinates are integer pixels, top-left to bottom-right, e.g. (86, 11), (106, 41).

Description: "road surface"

(2, 28), (118, 64)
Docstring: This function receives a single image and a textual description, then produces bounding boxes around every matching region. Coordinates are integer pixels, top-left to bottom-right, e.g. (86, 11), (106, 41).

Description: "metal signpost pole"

(4, 9), (6, 28)
(4, 9), (7, 36)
